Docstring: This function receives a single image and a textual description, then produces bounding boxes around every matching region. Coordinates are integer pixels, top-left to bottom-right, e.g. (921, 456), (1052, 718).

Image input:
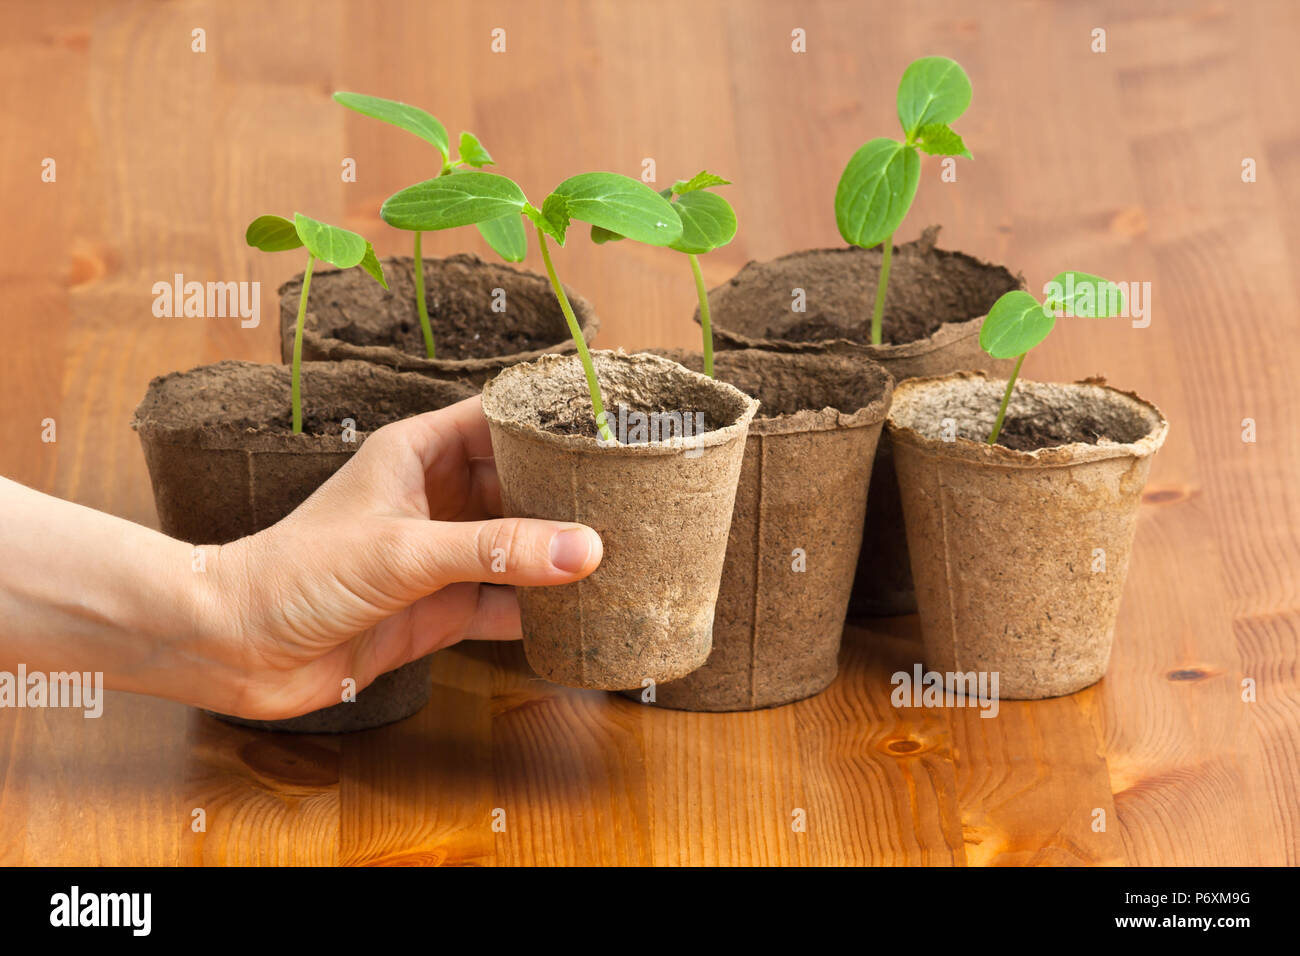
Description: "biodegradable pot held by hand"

(701, 226), (1023, 615)
(623, 349), (893, 711)
(131, 359), (477, 732)
(278, 253), (600, 386)
(481, 350), (759, 690)
(887, 372), (1168, 699)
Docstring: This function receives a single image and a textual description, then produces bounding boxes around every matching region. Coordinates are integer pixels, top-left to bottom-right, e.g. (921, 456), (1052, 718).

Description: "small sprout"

(245, 213), (387, 434)
(834, 56), (973, 345)
(591, 170), (737, 377)
(979, 272), (1126, 445)
(332, 92), (527, 358)
(381, 171), (683, 442)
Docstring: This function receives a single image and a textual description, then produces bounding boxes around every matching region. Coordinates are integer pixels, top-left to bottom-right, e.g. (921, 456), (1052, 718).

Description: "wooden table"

(1, 0), (1295, 866)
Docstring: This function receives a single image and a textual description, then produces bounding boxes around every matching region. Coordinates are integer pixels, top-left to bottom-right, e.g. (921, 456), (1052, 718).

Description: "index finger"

(404, 395), (495, 470)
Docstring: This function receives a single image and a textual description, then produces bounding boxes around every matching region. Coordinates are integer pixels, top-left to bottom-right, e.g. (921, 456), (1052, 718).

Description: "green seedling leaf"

(524, 195), (572, 244)
(913, 122), (972, 158)
(669, 189), (737, 255)
(292, 213), (367, 268)
(476, 213), (527, 262)
(381, 171), (527, 232)
(980, 290), (1054, 359)
(896, 56), (972, 140)
(589, 190), (670, 243)
(979, 270), (1122, 444)
(591, 187), (737, 254)
(550, 172), (682, 246)
(672, 170), (731, 194)
(333, 91), (449, 160)
(838, 56), (972, 346)
(458, 131), (495, 168)
(1045, 271), (1126, 317)
(358, 241), (388, 289)
(245, 214), (304, 252)
(834, 138), (920, 249)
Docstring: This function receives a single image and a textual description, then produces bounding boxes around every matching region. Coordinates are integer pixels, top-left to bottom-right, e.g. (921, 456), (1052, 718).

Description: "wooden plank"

(0, 0), (1296, 867)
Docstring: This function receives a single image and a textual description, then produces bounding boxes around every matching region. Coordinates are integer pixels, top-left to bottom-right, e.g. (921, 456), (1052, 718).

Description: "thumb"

(397, 517), (603, 590)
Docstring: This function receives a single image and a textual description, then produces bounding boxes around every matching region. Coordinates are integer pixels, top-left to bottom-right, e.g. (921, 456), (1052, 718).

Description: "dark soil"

(133, 359), (476, 438)
(782, 310), (939, 346)
(264, 404), (424, 436)
(650, 348), (892, 422)
(537, 401), (719, 442)
(329, 303), (548, 359)
(703, 227), (1022, 347)
(994, 413), (1117, 452)
(300, 254), (576, 360)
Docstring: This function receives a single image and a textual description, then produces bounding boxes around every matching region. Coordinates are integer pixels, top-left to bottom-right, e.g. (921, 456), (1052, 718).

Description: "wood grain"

(0, 0), (1296, 866)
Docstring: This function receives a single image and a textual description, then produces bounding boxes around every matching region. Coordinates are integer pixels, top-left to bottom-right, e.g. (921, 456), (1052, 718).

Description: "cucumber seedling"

(333, 92), (526, 358)
(381, 171), (683, 442)
(591, 170), (737, 378)
(979, 271), (1126, 445)
(245, 213), (387, 434)
(834, 56), (973, 345)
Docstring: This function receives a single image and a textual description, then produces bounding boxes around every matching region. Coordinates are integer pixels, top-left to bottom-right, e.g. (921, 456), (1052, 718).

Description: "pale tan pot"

(481, 350), (758, 690)
(623, 349), (893, 711)
(887, 372), (1168, 699)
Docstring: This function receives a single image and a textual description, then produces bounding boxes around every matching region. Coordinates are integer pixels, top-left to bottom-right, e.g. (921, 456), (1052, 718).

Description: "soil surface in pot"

(536, 401), (720, 440)
(314, 254), (570, 359)
(705, 227), (1021, 347)
(652, 347), (890, 418)
(141, 359), (471, 437)
(514, 355), (742, 441)
(893, 375), (1160, 450)
(996, 412), (1119, 451)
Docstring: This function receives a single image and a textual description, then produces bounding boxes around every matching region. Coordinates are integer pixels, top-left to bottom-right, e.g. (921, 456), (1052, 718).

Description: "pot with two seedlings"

(278, 93), (598, 385)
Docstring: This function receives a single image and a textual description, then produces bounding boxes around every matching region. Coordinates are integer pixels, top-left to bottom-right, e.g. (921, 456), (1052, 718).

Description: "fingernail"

(549, 527), (595, 573)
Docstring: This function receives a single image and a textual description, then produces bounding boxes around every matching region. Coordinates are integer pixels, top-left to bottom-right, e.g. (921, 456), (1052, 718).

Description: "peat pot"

(279, 253), (600, 386)
(701, 226), (1022, 615)
(131, 359), (477, 731)
(887, 372), (1169, 699)
(480, 350), (759, 690)
(624, 349), (893, 711)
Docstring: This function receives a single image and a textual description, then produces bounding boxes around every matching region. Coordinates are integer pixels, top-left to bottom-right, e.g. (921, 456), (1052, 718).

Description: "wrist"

(115, 534), (263, 714)
(170, 537), (263, 712)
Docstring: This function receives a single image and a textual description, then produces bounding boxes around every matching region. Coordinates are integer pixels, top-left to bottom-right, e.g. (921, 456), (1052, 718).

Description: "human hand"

(201, 396), (602, 720)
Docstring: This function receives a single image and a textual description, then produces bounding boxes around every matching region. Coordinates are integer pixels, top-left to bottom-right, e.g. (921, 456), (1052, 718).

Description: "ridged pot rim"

(703, 226), (1025, 363)
(130, 359), (476, 453)
(481, 350), (759, 456)
(648, 348), (894, 437)
(280, 253), (600, 373)
(885, 370), (1169, 470)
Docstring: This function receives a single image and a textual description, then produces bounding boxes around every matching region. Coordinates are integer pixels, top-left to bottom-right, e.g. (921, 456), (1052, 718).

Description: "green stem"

(413, 231), (435, 358)
(870, 232), (893, 346)
(536, 224), (613, 443)
(291, 254), (315, 435)
(987, 353), (1026, 445)
(689, 254), (714, 377)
